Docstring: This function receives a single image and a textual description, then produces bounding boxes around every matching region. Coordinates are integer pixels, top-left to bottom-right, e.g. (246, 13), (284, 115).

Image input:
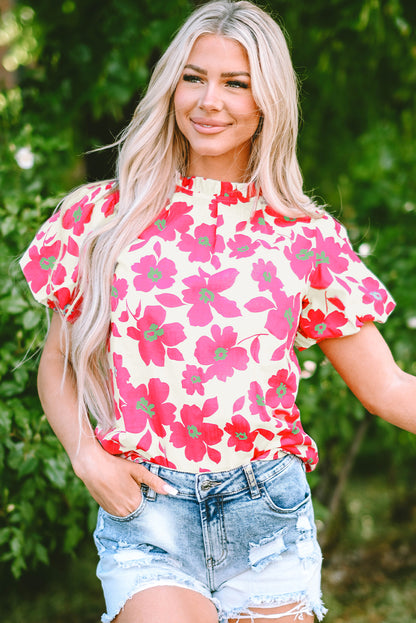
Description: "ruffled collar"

(175, 174), (259, 201)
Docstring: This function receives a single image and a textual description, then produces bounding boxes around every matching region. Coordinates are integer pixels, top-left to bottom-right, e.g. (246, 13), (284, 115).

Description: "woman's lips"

(191, 118), (230, 134)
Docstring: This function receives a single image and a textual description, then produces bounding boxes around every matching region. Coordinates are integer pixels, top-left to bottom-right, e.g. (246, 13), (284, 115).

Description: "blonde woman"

(20, 1), (416, 622)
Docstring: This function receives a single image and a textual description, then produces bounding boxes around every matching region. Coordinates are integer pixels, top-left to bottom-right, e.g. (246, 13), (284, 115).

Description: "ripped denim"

(93, 455), (327, 622)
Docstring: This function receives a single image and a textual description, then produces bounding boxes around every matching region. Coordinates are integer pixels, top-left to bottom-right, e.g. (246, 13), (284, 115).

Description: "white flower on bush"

(300, 360), (317, 379)
(15, 146), (35, 169)
(406, 317), (416, 330)
(358, 243), (371, 258)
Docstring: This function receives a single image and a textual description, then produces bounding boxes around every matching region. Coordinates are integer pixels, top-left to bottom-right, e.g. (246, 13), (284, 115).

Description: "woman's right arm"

(38, 312), (175, 516)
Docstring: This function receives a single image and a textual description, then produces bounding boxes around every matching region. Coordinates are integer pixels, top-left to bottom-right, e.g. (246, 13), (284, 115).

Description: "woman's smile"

(174, 34), (260, 181)
(190, 117), (231, 133)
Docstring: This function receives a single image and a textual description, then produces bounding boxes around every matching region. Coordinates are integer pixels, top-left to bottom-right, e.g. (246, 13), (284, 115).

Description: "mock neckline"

(176, 175), (258, 199)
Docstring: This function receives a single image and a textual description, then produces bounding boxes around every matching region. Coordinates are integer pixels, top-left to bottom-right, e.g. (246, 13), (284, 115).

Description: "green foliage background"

(1, 0), (415, 578)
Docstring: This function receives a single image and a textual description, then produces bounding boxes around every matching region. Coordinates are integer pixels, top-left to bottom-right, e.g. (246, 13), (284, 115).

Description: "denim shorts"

(93, 454), (327, 622)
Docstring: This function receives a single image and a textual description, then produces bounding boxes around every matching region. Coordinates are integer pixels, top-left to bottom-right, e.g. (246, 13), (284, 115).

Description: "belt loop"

(243, 463), (261, 499)
(144, 463), (160, 502)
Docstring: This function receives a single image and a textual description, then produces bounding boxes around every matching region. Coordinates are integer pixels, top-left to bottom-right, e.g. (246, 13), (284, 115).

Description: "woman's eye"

(227, 80), (249, 89)
(183, 74), (202, 84)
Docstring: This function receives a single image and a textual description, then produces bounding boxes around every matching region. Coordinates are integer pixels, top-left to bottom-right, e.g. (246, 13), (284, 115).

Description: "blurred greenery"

(0, 0), (415, 609)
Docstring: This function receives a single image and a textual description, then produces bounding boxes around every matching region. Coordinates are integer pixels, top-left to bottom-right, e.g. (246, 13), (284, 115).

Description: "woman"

(20, 1), (416, 622)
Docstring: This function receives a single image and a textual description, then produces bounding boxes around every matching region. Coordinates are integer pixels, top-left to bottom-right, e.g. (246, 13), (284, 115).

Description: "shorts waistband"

(141, 454), (298, 502)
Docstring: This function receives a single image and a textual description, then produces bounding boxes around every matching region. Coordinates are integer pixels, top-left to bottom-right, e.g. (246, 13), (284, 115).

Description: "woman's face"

(174, 34), (260, 181)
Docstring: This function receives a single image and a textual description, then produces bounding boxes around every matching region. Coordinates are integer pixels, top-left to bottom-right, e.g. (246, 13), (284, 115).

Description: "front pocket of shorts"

(261, 458), (311, 514)
(101, 492), (147, 522)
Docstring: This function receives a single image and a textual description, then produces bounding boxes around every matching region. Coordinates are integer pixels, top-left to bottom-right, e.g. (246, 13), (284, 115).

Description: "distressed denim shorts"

(93, 454), (327, 622)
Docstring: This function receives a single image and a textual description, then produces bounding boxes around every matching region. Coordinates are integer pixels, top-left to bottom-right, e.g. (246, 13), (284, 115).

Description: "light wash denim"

(94, 454), (326, 622)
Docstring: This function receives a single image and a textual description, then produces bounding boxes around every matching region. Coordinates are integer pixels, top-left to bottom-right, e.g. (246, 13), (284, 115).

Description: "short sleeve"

(19, 181), (119, 322)
(294, 214), (396, 350)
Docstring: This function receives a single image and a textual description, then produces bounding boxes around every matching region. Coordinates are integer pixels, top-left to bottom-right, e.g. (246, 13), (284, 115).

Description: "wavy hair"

(68, 0), (319, 431)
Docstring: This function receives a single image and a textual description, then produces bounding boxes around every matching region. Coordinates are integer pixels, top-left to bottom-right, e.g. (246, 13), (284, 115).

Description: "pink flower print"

(39, 212), (60, 233)
(127, 305), (186, 366)
(267, 207), (311, 227)
(111, 322), (121, 338)
(356, 314), (372, 326)
(253, 448), (271, 461)
(119, 376), (176, 438)
(96, 434), (121, 456)
(304, 446), (319, 470)
(224, 414), (257, 452)
(49, 259), (67, 289)
(22, 240), (64, 293)
(225, 414), (274, 452)
(299, 308), (348, 341)
(309, 230), (349, 289)
(178, 223), (225, 262)
(169, 397), (223, 463)
(265, 291), (301, 346)
(251, 259), (283, 295)
(182, 365), (206, 396)
(266, 369), (297, 409)
(175, 176), (194, 195)
(149, 456), (178, 469)
(284, 234), (315, 280)
(209, 181), (255, 216)
(277, 415), (308, 456)
(140, 201), (193, 242)
(341, 239), (360, 263)
(111, 352), (131, 401)
(101, 190), (119, 217)
(248, 381), (269, 421)
(111, 277), (128, 312)
(330, 219), (360, 264)
(65, 235), (79, 259)
(358, 277), (388, 315)
(132, 255), (177, 292)
(51, 286), (82, 321)
(182, 268), (241, 327)
(228, 234), (260, 259)
(250, 210), (274, 235)
(61, 194), (94, 236)
(194, 325), (249, 381)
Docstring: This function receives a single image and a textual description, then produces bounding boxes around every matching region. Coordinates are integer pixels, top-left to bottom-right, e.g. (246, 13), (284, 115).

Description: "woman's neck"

(186, 153), (251, 183)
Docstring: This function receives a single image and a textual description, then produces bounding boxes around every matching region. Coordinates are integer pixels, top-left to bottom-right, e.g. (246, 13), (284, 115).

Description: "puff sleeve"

(294, 214), (396, 350)
(19, 181), (119, 322)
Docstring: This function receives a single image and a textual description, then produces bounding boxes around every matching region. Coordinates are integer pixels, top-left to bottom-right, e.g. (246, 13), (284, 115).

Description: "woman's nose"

(199, 83), (223, 111)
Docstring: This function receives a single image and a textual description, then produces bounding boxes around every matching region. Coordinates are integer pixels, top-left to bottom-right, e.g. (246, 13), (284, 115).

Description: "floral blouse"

(20, 177), (395, 473)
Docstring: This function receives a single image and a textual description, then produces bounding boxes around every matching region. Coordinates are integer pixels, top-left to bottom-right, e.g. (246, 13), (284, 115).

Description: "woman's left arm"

(319, 321), (416, 434)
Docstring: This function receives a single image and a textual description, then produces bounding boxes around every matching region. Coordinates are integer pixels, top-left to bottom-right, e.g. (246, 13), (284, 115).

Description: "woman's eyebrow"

(184, 64), (250, 78)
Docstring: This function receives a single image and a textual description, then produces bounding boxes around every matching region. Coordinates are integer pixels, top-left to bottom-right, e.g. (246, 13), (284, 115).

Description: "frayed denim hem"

(100, 576), (222, 623)
(219, 591), (327, 622)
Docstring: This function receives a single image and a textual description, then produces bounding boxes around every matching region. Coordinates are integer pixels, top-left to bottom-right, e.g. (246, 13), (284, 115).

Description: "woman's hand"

(37, 313), (178, 517)
(72, 442), (177, 517)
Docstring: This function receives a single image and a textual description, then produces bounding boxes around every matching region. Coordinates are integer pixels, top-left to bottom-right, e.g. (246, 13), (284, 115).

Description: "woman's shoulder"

(59, 179), (119, 222)
(47, 179), (120, 243)
(292, 208), (348, 239)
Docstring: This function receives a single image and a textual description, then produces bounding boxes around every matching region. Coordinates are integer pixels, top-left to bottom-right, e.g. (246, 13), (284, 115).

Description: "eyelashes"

(182, 74), (202, 84)
(182, 74), (249, 89)
(227, 80), (249, 89)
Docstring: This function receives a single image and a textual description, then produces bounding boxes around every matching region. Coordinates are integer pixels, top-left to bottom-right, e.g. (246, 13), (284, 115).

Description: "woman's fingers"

(131, 462), (179, 496)
(75, 447), (178, 516)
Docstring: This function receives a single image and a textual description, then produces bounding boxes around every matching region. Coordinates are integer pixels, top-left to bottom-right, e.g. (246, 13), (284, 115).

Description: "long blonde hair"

(69, 0), (318, 431)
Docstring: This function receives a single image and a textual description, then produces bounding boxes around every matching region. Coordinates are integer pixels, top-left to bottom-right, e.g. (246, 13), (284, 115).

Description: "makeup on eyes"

(183, 63), (250, 85)
(182, 74), (249, 89)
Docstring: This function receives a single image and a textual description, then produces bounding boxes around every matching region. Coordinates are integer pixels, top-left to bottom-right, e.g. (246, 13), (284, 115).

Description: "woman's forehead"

(185, 34), (250, 70)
